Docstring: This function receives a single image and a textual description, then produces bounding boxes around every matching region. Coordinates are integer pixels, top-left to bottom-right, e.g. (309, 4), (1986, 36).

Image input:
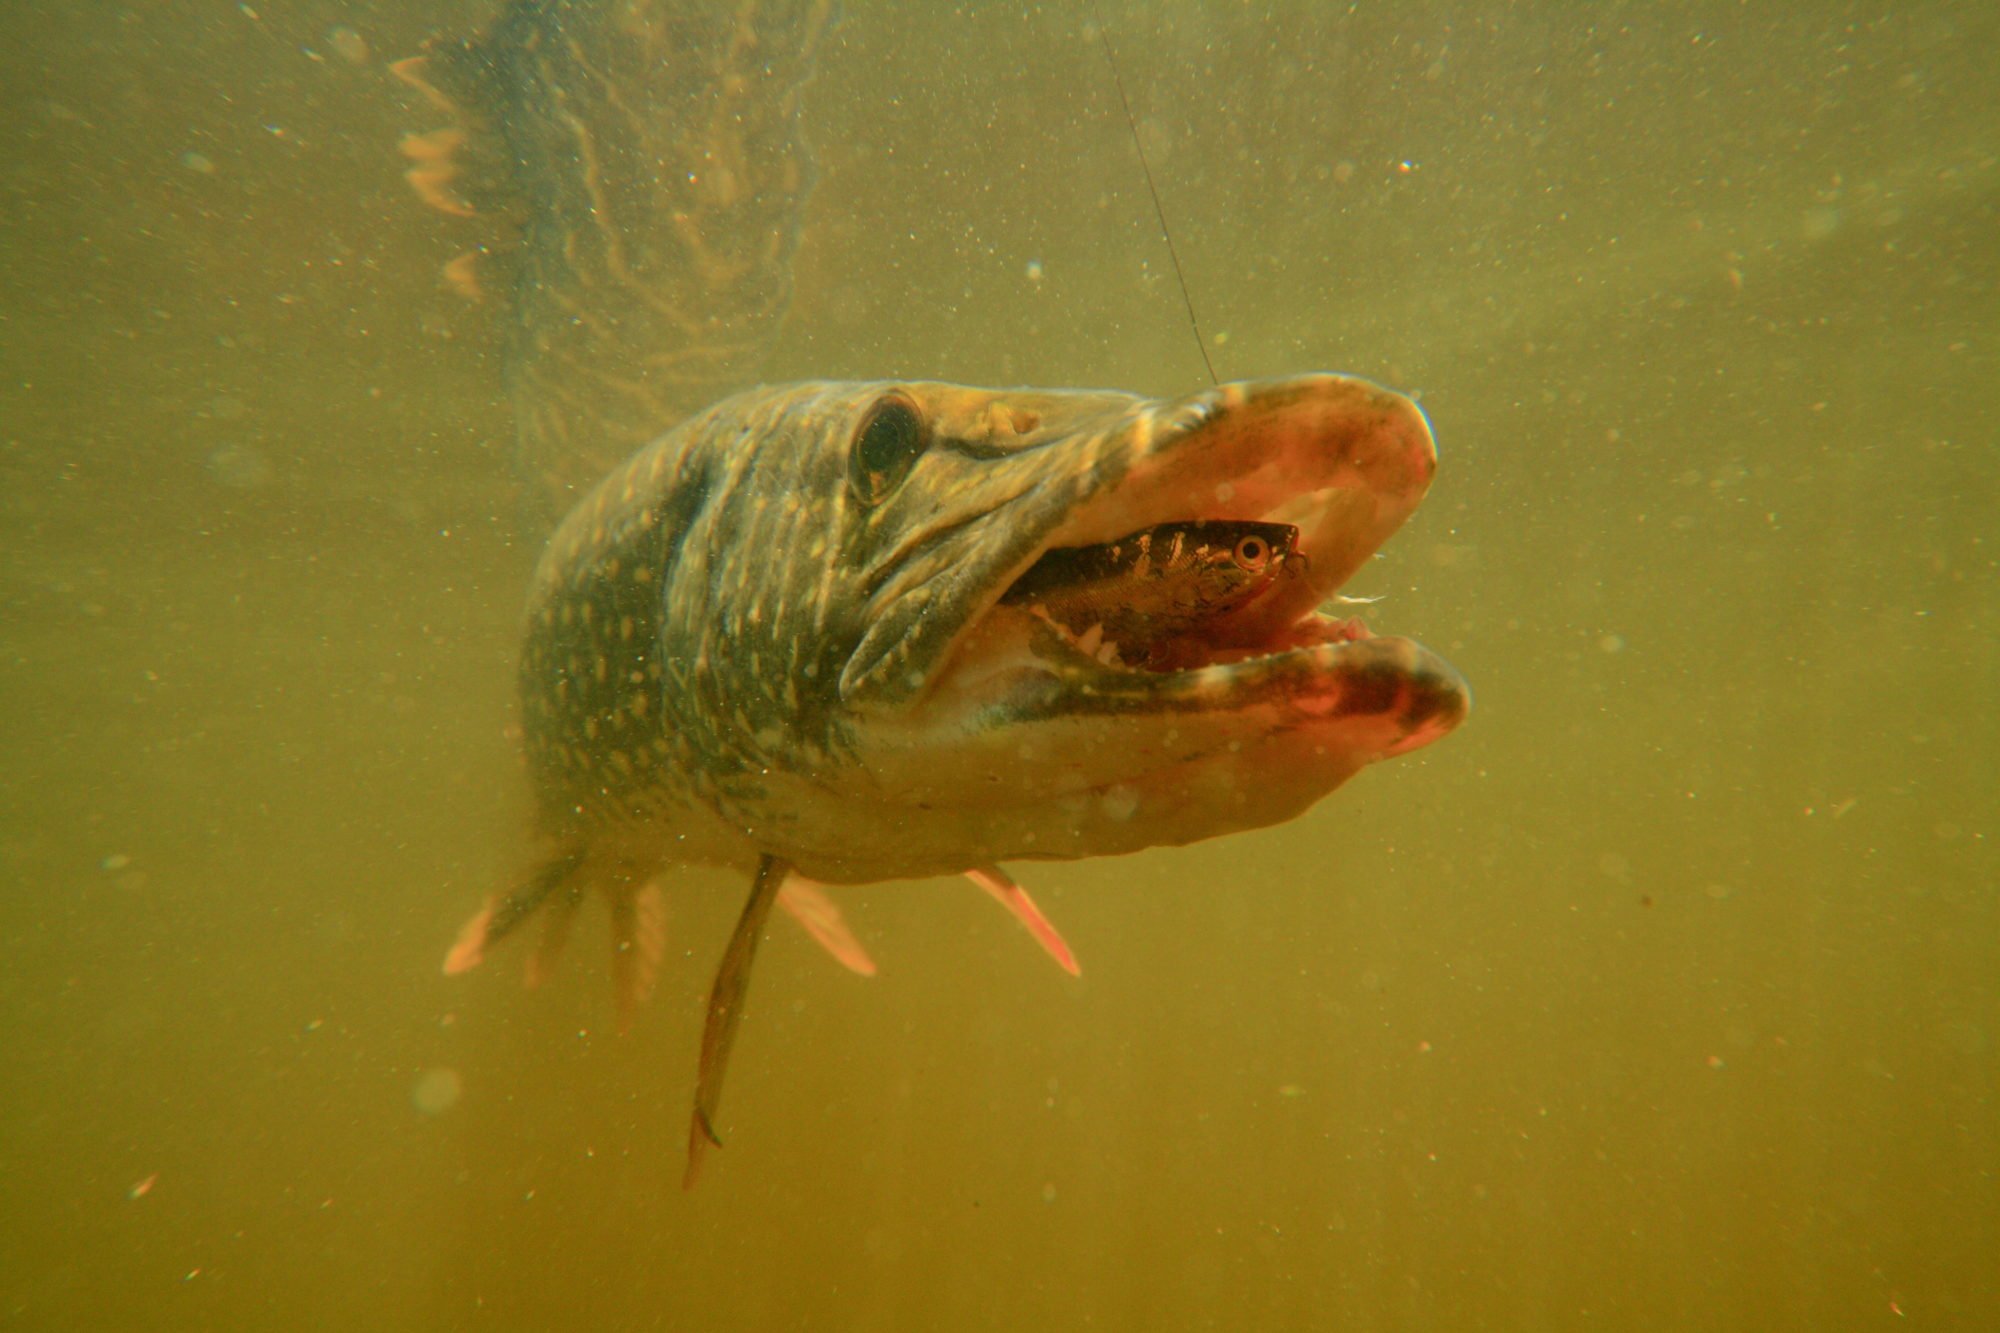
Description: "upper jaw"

(899, 374), (1445, 700)
(1025, 374), (1438, 605)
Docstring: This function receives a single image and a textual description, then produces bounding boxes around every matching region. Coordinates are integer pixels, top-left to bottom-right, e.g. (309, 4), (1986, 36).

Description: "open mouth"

(949, 374), (1451, 698)
(998, 518), (1371, 673)
(839, 373), (1466, 766)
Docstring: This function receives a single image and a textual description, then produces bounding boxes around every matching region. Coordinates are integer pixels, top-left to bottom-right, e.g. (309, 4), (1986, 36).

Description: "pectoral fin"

(442, 849), (586, 976)
(610, 878), (669, 1033)
(964, 866), (1081, 977)
(523, 879), (584, 989)
(778, 872), (879, 976)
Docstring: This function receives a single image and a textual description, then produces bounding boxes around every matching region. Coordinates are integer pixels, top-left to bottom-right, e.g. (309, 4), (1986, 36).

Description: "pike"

(399, 2), (1469, 1184)
(449, 375), (1469, 1183)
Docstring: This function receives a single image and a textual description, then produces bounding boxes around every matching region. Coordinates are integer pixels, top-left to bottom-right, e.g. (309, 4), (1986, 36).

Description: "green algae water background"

(1, 2), (1993, 1327)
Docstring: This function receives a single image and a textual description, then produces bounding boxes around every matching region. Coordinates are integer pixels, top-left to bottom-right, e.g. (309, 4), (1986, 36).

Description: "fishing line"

(1091, 3), (1219, 387)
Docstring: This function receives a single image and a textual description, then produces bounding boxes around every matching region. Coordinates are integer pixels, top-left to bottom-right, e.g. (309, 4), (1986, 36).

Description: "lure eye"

(847, 393), (929, 505)
(1232, 534), (1271, 572)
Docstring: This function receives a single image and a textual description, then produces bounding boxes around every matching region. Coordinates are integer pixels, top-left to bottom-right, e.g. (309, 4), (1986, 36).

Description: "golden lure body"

(1002, 519), (1302, 669)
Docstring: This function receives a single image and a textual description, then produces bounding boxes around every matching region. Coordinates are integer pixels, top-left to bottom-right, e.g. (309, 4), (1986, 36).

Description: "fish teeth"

(1075, 623), (1104, 657)
(1095, 639), (1124, 667)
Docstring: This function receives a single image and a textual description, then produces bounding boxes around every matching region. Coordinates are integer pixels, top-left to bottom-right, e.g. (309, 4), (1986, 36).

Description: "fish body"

(515, 376), (1464, 886)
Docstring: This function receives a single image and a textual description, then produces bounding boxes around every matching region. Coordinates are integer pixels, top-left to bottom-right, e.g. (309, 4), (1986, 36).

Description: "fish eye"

(847, 393), (929, 505)
(1232, 535), (1270, 571)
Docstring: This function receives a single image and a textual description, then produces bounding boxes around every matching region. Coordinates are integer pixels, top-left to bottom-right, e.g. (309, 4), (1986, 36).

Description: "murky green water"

(2, 2), (1993, 1327)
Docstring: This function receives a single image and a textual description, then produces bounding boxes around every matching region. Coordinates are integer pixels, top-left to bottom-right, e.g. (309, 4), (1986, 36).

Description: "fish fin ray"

(778, 873), (878, 976)
(964, 865), (1082, 977)
(610, 879), (669, 1031)
(442, 849), (586, 976)
(442, 900), (496, 976)
(523, 881), (584, 989)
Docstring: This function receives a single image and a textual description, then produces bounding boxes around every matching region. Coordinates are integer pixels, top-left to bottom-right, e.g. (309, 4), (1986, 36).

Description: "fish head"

(661, 375), (1469, 881)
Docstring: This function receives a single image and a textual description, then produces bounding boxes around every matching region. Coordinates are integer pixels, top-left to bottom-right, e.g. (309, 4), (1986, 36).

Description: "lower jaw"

(1032, 607), (1378, 678)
